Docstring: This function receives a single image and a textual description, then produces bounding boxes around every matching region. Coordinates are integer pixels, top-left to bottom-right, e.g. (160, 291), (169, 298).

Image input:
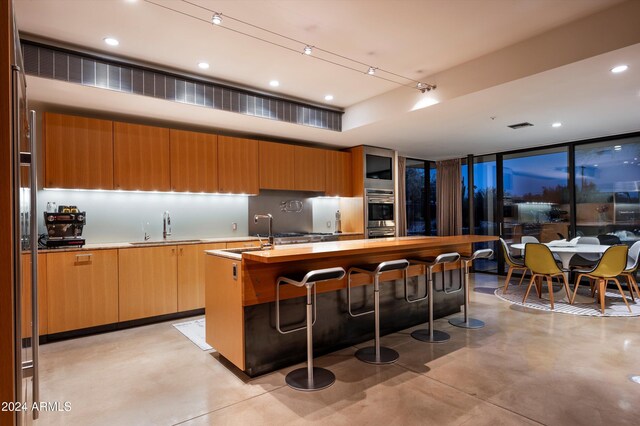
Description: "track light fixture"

(211, 12), (223, 25)
(416, 82), (436, 93)
(147, 0), (437, 93)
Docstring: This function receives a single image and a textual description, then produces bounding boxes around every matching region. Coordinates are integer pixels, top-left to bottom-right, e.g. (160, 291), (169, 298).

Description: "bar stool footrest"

(411, 328), (450, 343)
(354, 346), (399, 364)
(285, 367), (335, 391)
(448, 317), (485, 329)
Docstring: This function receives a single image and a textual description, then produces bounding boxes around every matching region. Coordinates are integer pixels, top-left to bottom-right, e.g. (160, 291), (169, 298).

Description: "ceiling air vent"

(508, 122), (534, 130)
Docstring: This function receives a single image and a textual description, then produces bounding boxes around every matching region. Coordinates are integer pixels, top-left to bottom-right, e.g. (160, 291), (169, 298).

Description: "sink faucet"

(163, 211), (172, 240)
(254, 213), (274, 249)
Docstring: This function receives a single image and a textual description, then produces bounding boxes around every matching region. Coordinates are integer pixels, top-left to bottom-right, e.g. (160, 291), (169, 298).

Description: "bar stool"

(276, 267), (346, 391)
(448, 248), (493, 329)
(347, 259), (410, 364)
(409, 252), (461, 343)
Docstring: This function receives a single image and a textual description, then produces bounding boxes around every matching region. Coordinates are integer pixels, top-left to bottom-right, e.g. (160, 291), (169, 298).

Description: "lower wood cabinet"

(46, 250), (118, 334)
(21, 253), (48, 337)
(118, 246), (178, 321)
(177, 243), (225, 311)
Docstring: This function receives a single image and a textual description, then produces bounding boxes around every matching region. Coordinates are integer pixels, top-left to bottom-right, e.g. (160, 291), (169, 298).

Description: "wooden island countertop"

(208, 235), (498, 264)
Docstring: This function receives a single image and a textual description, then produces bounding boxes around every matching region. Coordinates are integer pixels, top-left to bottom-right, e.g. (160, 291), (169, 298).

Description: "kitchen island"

(205, 235), (496, 376)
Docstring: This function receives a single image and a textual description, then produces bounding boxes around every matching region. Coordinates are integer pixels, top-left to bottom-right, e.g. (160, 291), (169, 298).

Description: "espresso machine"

(42, 205), (86, 248)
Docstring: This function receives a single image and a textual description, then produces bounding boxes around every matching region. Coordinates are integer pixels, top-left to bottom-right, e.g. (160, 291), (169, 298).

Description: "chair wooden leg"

(598, 279), (606, 315)
(624, 274), (639, 301)
(504, 267), (514, 294)
(590, 278), (596, 298)
(612, 278), (632, 313)
(546, 276), (554, 310)
(561, 274), (571, 301)
(571, 274), (584, 304)
(517, 268), (527, 286)
(523, 275), (537, 304)
(535, 275), (542, 298)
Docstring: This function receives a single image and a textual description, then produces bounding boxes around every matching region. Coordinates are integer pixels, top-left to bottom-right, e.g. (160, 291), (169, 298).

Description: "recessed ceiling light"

(103, 37), (119, 46)
(324, 95), (334, 101)
(594, 164), (598, 167)
(630, 375), (640, 384)
(552, 122), (562, 128)
(611, 65), (628, 73)
(198, 62), (210, 70)
(212, 13), (223, 25)
(303, 46), (312, 55)
(367, 67), (376, 76)
(269, 80), (280, 87)
(624, 161), (629, 164)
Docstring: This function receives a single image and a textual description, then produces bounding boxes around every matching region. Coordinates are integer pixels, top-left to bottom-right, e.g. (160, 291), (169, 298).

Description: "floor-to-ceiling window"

(575, 136), (640, 242)
(406, 159), (426, 235)
(502, 147), (570, 244)
(472, 155), (498, 272)
(405, 159), (437, 236)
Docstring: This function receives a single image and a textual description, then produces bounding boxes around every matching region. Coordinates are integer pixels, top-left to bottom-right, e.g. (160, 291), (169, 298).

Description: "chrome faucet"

(163, 211), (172, 240)
(254, 213), (274, 249)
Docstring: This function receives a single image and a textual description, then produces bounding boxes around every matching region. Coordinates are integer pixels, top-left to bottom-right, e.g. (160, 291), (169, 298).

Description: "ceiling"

(14, 0), (640, 160)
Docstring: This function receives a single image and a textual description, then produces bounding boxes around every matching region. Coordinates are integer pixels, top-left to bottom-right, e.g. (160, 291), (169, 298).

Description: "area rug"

(172, 318), (214, 351)
(494, 283), (640, 317)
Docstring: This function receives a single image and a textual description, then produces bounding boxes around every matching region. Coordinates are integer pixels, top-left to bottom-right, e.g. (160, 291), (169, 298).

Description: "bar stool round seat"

(448, 248), (494, 329)
(347, 259), (410, 364)
(276, 267), (346, 392)
(409, 252), (461, 343)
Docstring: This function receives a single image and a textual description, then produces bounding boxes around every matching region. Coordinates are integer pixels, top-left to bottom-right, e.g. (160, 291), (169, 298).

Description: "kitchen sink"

(129, 239), (203, 246)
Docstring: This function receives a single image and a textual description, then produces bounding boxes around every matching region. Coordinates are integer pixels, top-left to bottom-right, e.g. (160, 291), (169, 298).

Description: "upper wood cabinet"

(170, 129), (218, 193)
(259, 141), (295, 190)
(325, 151), (352, 197)
(294, 145), (326, 192)
(44, 112), (114, 189)
(46, 250), (119, 334)
(218, 136), (260, 195)
(113, 122), (171, 191)
(118, 246), (178, 321)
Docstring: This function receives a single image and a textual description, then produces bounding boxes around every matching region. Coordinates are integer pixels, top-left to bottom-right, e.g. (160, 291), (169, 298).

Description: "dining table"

(511, 242), (610, 303)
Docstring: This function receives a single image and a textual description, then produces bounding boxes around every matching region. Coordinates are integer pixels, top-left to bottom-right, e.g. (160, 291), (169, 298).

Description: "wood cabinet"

(294, 145), (326, 192)
(177, 243), (225, 311)
(21, 253), (47, 337)
(326, 150), (352, 197)
(170, 129), (218, 193)
(44, 112), (114, 189)
(46, 250), (118, 334)
(113, 122), (171, 191)
(118, 246), (178, 321)
(218, 136), (259, 195)
(259, 141), (295, 190)
(205, 255), (245, 369)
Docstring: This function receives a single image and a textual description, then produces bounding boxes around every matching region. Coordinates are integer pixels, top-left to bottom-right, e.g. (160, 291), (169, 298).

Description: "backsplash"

(38, 189), (343, 243)
(38, 190), (249, 243)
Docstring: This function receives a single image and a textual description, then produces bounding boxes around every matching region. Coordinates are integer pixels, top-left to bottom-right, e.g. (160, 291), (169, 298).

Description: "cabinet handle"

(179, 248), (183, 255)
(75, 253), (92, 262)
(171, 248), (176, 255)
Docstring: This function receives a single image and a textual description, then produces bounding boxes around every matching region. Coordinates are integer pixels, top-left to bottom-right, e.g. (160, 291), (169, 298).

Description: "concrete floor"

(37, 274), (640, 425)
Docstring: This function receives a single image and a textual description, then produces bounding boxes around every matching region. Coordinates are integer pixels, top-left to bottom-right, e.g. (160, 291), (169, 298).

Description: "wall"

(311, 197), (341, 233)
(38, 189), (249, 243)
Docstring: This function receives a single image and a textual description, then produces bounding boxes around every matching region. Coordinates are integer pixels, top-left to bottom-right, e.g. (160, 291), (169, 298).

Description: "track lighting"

(367, 67), (376, 75)
(303, 45), (312, 55)
(211, 13), (223, 25)
(416, 82), (436, 93)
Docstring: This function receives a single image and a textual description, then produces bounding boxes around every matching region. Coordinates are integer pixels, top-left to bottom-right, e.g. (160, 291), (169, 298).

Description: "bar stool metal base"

(285, 367), (335, 391)
(411, 329), (450, 343)
(355, 346), (399, 364)
(448, 317), (485, 329)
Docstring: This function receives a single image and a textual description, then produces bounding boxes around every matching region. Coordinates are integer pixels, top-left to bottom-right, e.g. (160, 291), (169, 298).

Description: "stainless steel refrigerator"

(11, 10), (39, 424)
